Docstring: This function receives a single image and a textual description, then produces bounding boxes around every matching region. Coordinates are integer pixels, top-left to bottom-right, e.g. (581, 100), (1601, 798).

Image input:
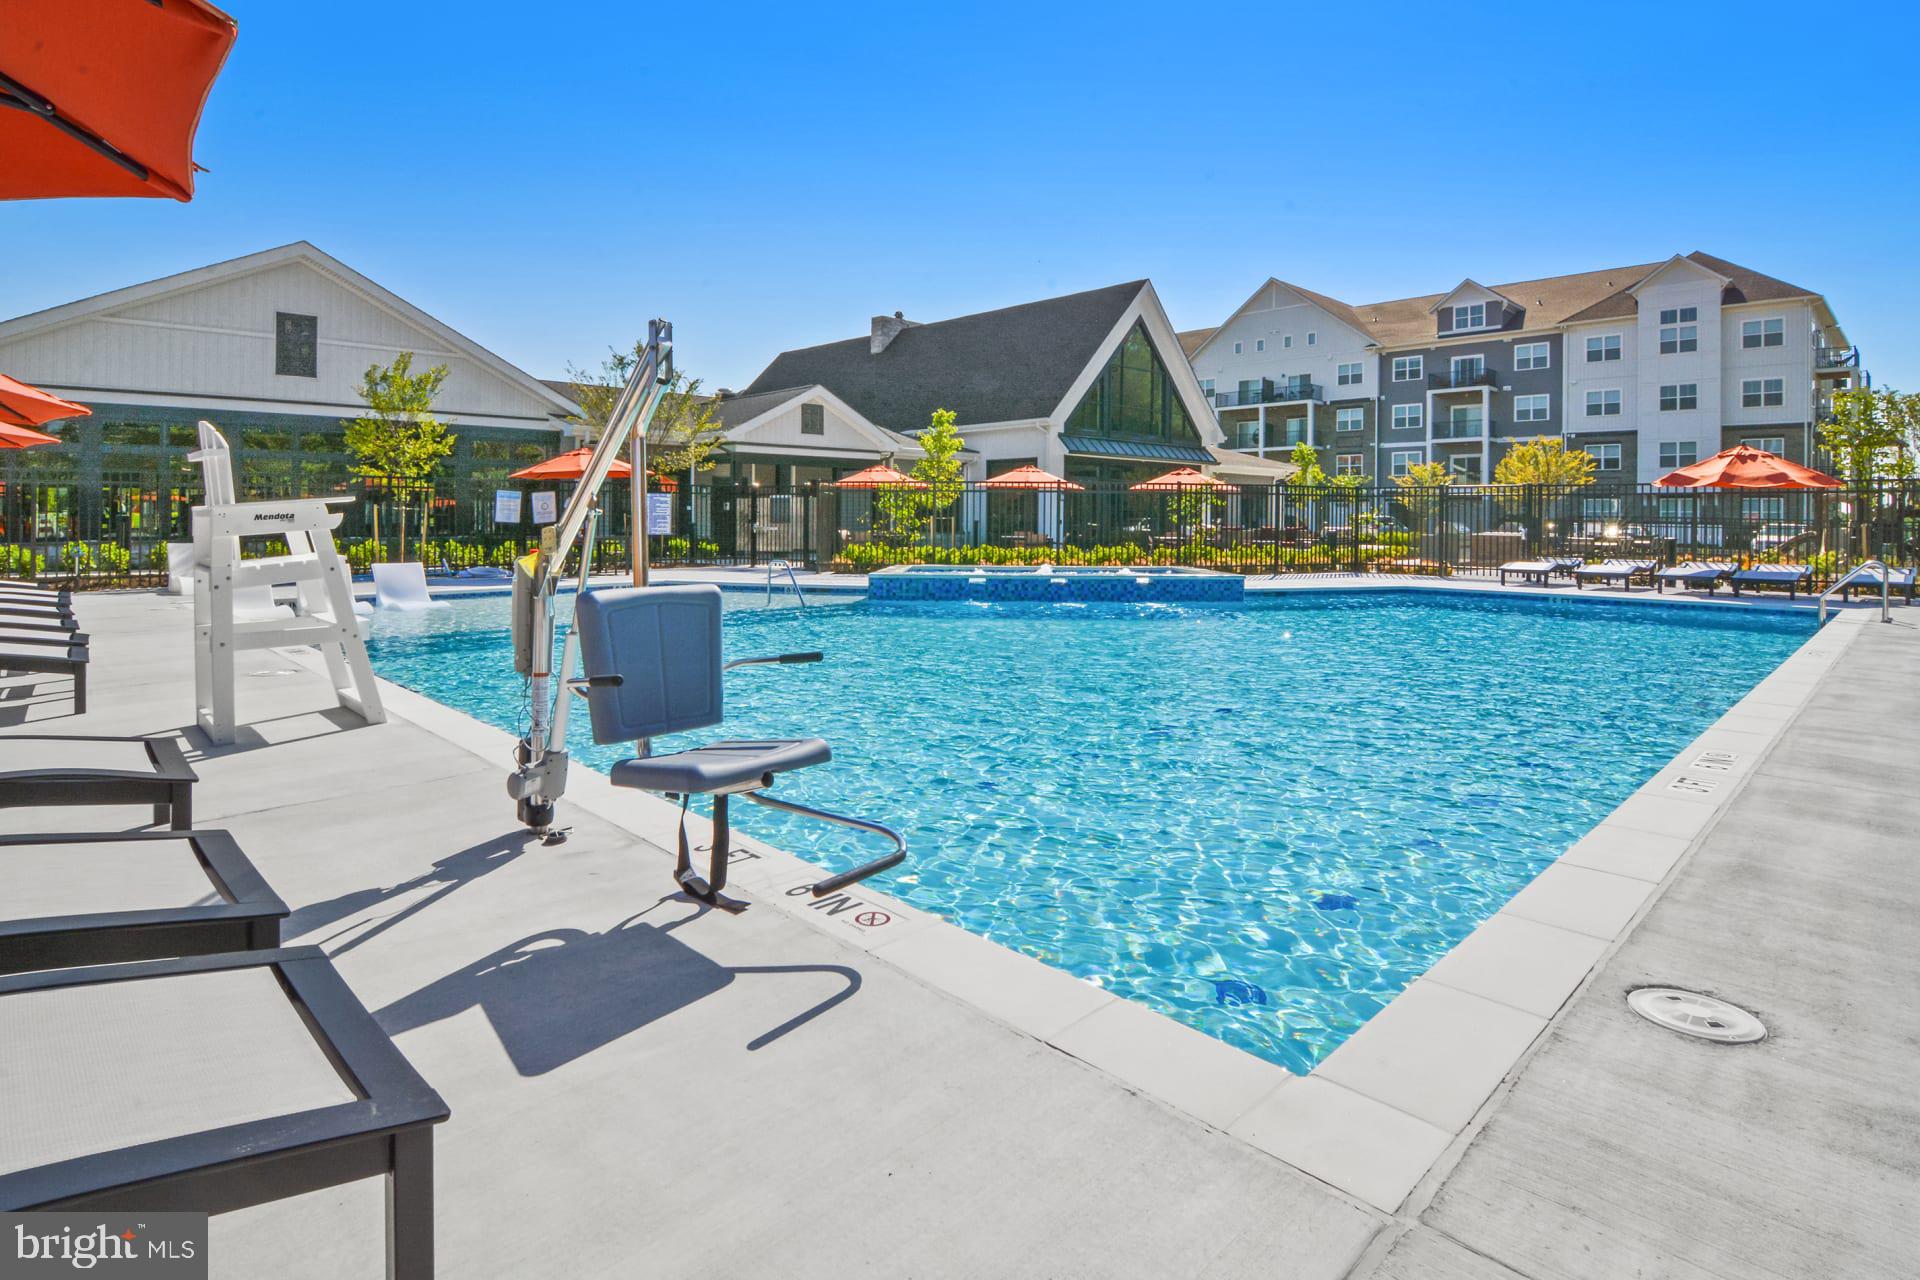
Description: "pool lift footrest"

(670, 781), (908, 914)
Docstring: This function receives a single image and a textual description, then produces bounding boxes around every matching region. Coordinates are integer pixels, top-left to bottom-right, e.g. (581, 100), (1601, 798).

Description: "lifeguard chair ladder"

(189, 422), (385, 744)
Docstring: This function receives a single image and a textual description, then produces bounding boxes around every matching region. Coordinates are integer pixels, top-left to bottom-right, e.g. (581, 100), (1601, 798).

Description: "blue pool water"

(366, 588), (1812, 1073)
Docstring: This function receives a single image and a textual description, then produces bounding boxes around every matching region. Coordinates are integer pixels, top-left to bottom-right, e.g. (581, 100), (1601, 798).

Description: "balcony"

(1428, 367), (1499, 390)
(1211, 378), (1323, 408)
(1227, 420), (1313, 451)
(1814, 347), (1860, 370)
(1433, 415), (1490, 440)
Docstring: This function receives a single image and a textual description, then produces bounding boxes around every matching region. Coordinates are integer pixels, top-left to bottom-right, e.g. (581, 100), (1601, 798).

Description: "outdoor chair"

(1730, 564), (1813, 598)
(1573, 559), (1658, 590)
(1838, 564), (1916, 604)
(1496, 558), (1576, 587)
(571, 584), (905, 913)
(372, 562), (451, 610)
(0, 625), (87, 648)
(0, 735), (196, 827)
(0, 947), (447, 1280)
(0, 830), (287, 975)
(0, 599), (75, 622)
(1656, 562), (1735, 594)
(0, 640), (88, 713)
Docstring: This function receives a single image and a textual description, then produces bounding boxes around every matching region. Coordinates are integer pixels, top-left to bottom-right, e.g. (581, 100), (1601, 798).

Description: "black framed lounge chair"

(1498, 559), (1558, 586)
(0, 735), (196, 827)
(0, 614), (80, 634)
(1573, 559), (1658, 590)
(0, 627), (87, 647)
(1730, 563), (1812, 598)
(0, 640), (87, 712)
(570, 584), (906, 913)
(0, 947), (447, 1280)
(1839, 565), (1917, 604)
(1655, 562), (1735, 594)
(0, 600), (74, 621)
(0, 830), (287, 975)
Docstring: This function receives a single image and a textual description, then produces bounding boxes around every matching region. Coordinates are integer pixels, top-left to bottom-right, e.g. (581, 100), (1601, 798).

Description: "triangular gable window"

(1064, 322), (1201, 444)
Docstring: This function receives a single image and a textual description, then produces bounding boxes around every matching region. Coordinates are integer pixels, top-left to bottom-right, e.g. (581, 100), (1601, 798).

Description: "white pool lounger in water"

(371, 563), (450, 611)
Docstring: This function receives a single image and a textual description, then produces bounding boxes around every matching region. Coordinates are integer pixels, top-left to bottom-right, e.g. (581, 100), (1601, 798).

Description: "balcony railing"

(1815, 347), (1859, 369)
(1211, 379), (1323, 408)
(1433, 416), (1491, 440)
(1428, 367), (1499, 390)
(1228, 422), (1313, 450)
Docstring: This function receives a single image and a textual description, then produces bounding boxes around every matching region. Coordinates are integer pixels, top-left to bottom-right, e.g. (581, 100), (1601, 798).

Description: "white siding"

(1189, 283), (1377, 405)
(732, 395), (918, 458)
(1722, 300), (1817, 428)
(1562, 318), (1639, 442)
(1631, 265), (1724, 481)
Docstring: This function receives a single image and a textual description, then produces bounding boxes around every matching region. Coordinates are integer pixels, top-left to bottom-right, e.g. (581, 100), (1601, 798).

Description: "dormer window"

(1449, 303), (1486, 331)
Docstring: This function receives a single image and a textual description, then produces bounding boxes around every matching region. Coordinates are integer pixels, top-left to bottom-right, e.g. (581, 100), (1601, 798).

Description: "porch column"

(1257, 405), (1267, 457)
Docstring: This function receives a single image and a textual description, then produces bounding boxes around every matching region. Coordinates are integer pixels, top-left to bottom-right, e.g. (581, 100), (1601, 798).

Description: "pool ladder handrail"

(1817, 559), (1892, 624)
(766, 560), (807, 607)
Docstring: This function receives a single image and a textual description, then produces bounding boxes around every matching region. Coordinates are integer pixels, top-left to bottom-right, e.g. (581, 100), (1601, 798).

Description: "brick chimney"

(870, 310), (916, 354)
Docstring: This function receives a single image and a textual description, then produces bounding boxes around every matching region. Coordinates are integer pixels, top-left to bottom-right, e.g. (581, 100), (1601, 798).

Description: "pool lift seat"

(569, 585), (906, 913)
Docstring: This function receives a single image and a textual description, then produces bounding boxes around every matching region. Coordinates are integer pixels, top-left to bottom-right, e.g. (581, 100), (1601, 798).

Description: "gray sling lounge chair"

(1839, 565), (1916, 604)
(0, 830), (286, 975)
(1573, 559), (1657, 590)
(1730, 563), (1812, 598)
(0, 601), (74, 622)
(0, 735), (196, 826)
(0, 947), (446, 1280)
(1655, 561), (1735, 594)
(571, 584), (906, 913)
(0, 627), (87, 647)
(0, 640), (87, 712)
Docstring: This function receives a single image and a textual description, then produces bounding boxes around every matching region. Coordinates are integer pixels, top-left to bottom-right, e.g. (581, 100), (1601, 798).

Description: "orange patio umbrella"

(0, 373), (87, 447)
(1129, 466), (1239, 493)
(832, 464), (927, 489)
(1654, 445), (1840, 490)
(510, 447), (633, 483)
(980, 464), (1084, 491)
(1, 0), (237, 202)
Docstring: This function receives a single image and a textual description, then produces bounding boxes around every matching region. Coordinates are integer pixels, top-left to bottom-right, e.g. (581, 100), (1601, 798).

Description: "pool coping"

(291, 582), (1872, 1217)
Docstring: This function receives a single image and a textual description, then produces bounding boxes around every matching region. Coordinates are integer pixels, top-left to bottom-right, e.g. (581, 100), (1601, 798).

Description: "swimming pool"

(365, 588), (1813, 1074)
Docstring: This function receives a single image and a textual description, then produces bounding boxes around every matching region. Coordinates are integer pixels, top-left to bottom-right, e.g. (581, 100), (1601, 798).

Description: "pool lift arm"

(507, 319), (674, 835)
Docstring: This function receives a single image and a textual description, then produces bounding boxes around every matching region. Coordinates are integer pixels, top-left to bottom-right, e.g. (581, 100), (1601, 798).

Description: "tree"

(875, 408), (967, 544)
(1393, 461), (1455, 489)
(343, 352), (454, 561)
(1493, 436), (1596, 486)
(1818, 385), (1920, 485)
(564, 342), (728, 481)
(1287, 441), (1328, 487)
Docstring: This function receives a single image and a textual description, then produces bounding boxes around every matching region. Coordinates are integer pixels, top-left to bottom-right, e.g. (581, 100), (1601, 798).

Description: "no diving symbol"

(854, 910), (891, 928)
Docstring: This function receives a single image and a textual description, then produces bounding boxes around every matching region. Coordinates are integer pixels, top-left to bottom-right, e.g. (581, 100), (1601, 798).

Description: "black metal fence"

(4, 477), (1915, 589)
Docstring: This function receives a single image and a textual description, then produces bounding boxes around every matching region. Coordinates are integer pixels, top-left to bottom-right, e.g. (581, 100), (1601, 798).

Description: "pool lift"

(505, 321), (905, 910)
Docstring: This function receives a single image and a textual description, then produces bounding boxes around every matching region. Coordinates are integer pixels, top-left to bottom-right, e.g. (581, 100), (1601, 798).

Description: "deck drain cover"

(1627, 988), (1765, 1044)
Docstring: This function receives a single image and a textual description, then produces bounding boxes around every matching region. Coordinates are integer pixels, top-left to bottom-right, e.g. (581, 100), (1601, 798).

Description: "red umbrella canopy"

(1654, 445), (1841, 490)
(833, 464), (927, 490)
(0, 0), (238, 202)
(979, 464), (1084, 491)
(1129, 467), (1239, 493)
(0, 373), (90, 431)
(509, 447), (633, 482)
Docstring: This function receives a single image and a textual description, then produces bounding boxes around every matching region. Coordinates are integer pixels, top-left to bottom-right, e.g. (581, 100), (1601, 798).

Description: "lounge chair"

(1497, 556), (1580, 587)
(372, 562), (450, 610)
(1838, 565), (1917, 604)
(0, 599), (74, 621)
(0, 735), (196, 827)
(1656, 562), (1735, 594)
(0, 627), (87, 648)
(569, 584), (905, 912)
(1730, 564), (1812, 598)
(0, 615), (80, 634)
(1573, 559), (1658, 590)
(0, 830), (287, 975)
(0, 640), (87, 712)
(0, 947), (448, 1278)
(0, 589), (68, 606)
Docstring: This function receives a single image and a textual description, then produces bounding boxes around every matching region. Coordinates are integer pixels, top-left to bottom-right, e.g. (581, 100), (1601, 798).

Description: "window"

(1659, 306), (1698, 324)
(1741, 378), (1784, 408)
(1062, 321), (1202, 443)
(1742, 317), (1784, 348)
(1447, 455), (1482, 481)
(1306, 331), (1317, 346)
(1336, 361), (1363, 386)
(1233, 341), (1243, 355)
(1584, 442), (1622, 471)
(1335, 453), (1364, 476)
(275, 312), (318, 378)
(1279, 335), (1289, 349)
(1392, 403), (1423, 432)
(1199, 379), (1214, 397)
(1515, 342), (1550, 371)
(1450, 354), (1485, 384)
(1514, 393), (1550, 423)
(1447, 405), (1483, 436)
(1585, 334), (1622, 362)
(1585, 389), (1622, 416)
(1659, 441), (1698, 469)
(1237, 379), (1261, 405)
(1449, 303), (1486, 331)
(1392, 355), (1424, 381)
(800, 403), (825, 435)
(1659, 325), (1698, 354)
(1743, 435), (1786, 454)
(1659, 383), (1698, 411)
(1390, 449), (1423, 477)
(1256, 339), (1266, 352)
(1335, 407), (1365, 433)
(1741, 495), (1787, 522)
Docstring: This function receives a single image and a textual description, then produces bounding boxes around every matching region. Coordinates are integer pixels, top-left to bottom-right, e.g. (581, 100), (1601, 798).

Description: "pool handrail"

(1818, 559), (1892, 624)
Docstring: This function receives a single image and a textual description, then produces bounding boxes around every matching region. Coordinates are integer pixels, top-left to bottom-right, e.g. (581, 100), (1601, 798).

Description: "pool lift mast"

(507, 319), (674, 836)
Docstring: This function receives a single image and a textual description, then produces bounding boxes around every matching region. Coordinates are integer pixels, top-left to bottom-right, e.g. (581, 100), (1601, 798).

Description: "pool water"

(366, 588), (1812, 1074)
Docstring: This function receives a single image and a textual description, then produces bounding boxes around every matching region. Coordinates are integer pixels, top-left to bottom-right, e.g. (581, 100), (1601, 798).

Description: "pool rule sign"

(647, 492), (673, 535)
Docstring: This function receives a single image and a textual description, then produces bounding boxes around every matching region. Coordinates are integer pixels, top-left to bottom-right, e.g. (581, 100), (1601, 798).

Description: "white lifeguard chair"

(189, 422), (385, 744)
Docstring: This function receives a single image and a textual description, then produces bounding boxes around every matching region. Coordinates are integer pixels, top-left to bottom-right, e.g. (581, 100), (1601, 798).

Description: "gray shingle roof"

(711, 384), (815, 429)
(741, 281), (1149, 432)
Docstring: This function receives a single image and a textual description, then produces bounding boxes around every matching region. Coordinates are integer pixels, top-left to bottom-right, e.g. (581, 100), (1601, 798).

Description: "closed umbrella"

(0, 0), (238, 202)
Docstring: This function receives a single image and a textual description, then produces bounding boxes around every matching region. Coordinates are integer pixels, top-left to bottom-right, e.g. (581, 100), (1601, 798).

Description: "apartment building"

(1182, 252), (1864, 484)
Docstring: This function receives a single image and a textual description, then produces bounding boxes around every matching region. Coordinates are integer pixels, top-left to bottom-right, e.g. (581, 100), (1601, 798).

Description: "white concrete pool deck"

(3, 585), (1913, 1277)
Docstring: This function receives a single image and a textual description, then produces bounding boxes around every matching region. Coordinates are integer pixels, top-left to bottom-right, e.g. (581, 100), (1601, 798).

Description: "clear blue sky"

(3, 1), (1916, 391)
